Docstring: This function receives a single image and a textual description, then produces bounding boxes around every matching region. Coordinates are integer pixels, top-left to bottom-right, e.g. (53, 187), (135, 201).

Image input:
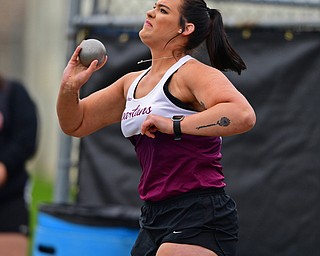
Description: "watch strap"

(172, 115), (184, 140)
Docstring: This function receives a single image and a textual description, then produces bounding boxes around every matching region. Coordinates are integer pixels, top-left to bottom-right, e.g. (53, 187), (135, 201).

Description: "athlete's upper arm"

(74, 71), (142, 136)
(181, 61), (244, 110)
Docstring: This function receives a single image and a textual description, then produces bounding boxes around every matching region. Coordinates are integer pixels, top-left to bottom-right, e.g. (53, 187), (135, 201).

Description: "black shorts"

(131, 188), (239, 256)
(0, 196), (29, 236)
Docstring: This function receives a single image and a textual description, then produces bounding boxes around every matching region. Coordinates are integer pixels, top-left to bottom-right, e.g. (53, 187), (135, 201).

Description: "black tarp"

(221, 29), (320, 255)
(77, 27), (320, 255)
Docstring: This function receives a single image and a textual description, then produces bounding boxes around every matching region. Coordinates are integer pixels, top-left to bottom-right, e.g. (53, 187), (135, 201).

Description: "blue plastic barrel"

(33, 204), (140, 256)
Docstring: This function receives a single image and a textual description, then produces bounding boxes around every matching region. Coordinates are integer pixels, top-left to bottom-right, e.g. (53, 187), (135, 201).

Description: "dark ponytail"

(206, 8), (246, 75)
(180, 0), (246, 75)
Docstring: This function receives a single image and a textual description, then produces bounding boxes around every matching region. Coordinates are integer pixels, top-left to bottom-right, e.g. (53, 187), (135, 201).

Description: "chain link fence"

(76, 0), (320, 28)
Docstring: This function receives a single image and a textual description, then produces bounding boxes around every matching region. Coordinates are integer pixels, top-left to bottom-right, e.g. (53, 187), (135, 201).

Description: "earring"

(178, 28), (182, 34)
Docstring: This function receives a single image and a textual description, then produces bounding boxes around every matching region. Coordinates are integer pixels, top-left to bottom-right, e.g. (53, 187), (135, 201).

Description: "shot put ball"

(79, 39), (107, 67)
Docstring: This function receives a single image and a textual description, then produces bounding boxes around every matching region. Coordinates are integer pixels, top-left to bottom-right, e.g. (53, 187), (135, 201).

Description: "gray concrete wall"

(0, 0), (26, 80)
(24, 0), (69, 178)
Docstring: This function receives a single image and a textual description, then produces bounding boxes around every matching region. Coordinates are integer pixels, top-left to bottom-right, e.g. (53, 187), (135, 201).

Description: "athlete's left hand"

(141, 114), (173, 138)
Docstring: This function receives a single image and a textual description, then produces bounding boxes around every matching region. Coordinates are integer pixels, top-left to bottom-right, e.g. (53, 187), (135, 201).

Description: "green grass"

(28, 174), (54, 255)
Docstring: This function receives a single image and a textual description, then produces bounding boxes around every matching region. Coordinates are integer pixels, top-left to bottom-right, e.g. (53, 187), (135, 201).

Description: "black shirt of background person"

(0, 78), (38, 202)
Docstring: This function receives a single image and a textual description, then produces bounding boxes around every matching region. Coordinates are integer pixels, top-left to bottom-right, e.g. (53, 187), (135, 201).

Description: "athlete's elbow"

(58, 121), (85, 138)
(241, 107), (256, 132)
(59, 127), (81, 138)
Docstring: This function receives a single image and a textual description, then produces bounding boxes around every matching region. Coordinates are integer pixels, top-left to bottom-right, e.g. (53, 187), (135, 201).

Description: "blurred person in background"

(0, 74), (38, 256)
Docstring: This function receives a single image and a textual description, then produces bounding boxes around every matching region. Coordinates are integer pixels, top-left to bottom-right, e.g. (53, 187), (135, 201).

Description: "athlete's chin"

(139, 28), (149, 37)
(139, 31), (152, 45)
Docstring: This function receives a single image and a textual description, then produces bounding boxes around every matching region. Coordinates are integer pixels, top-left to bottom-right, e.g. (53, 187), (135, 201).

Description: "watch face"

(172, 115), (185, 121)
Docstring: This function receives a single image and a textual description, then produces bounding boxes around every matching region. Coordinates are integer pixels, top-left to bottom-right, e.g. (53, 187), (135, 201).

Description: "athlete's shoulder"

(121, 69), (148, 93)
(180, 57), (226, 81)
(124, 70), (146, 80)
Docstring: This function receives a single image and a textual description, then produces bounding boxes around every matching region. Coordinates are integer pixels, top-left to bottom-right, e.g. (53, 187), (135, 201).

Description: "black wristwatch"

(171, 115), (185, 141)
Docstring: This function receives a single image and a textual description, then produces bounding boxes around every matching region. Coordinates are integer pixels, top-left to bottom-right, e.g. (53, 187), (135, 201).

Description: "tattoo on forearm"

(196, 117), (231, 130)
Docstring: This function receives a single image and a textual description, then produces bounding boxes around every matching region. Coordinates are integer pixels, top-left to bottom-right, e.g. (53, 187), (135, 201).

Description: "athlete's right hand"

(61, 46), (107, 92)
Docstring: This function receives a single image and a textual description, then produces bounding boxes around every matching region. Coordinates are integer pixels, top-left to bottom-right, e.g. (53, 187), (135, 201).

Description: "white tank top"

(121, 55), (197, 138)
